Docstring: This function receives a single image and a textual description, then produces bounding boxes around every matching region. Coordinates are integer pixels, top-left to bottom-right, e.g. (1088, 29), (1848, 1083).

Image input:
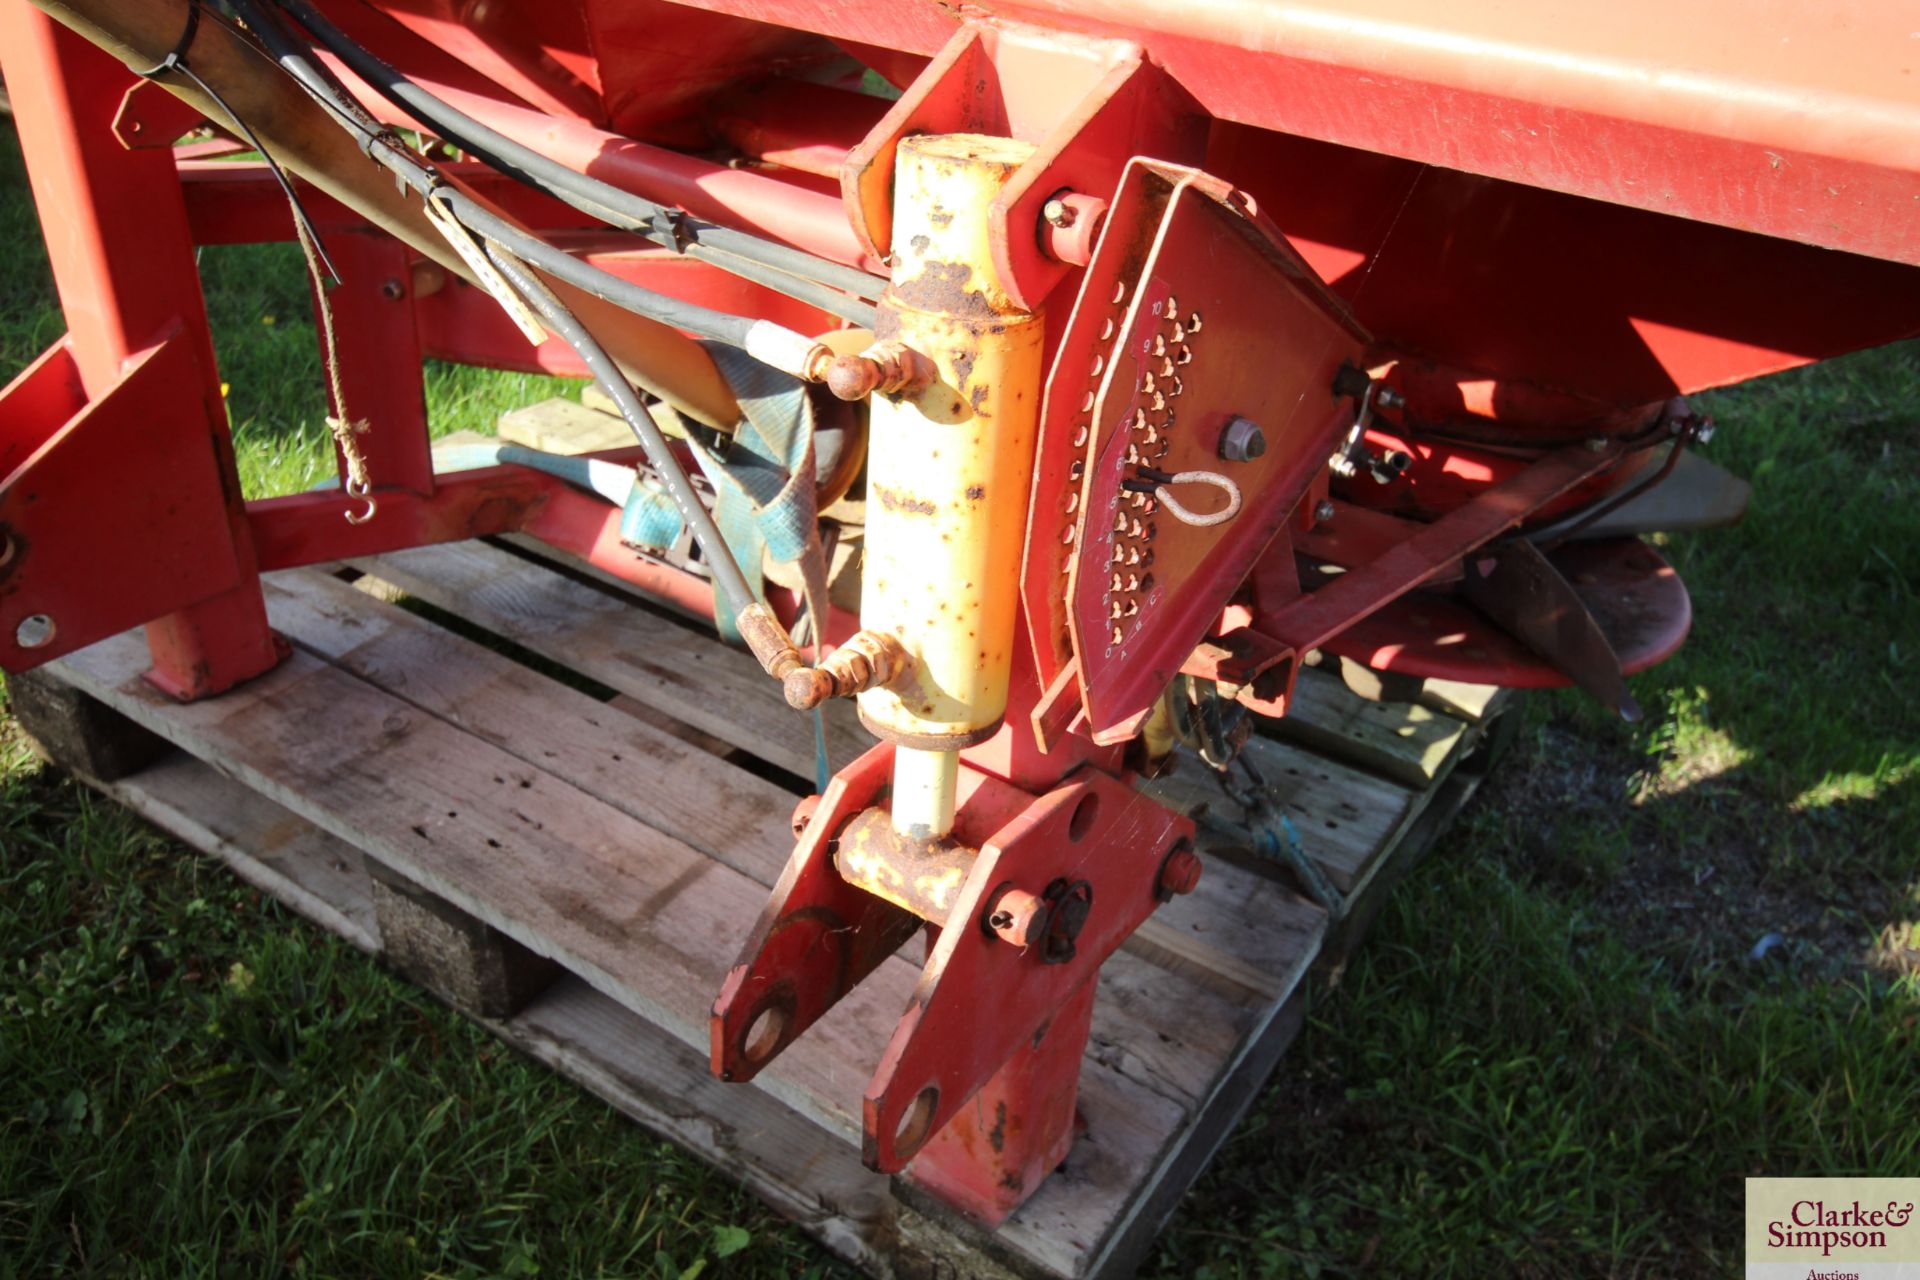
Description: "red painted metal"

(841, 23), (1207, 309)
(902, 974), (1098, 1224)
(314, 232), (436, 498)
(1022, 158), (1366, 744)
(1, 11), (281, 699)
(247, 466), (556, 570)
(1183, 438), (1641, 708)
(860, 769), (1191, 1176)
(566, 0), (1920, 267)
(0, 337), (253, 674)
(714, 742), (1192, 1207)
(712, 743), (920, 1084)
(311, 0), (879, 270)
(1317, 537), (1693, 688)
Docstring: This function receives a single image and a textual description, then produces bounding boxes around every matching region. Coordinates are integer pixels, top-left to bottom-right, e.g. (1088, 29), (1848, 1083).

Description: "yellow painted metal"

(889, 747), (961, 843)
(855, 133), (1044, 837)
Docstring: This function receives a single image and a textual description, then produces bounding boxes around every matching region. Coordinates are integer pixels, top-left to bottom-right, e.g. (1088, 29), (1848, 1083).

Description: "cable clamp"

(133, 0), (202, 80)
(649, 208), (693, 254)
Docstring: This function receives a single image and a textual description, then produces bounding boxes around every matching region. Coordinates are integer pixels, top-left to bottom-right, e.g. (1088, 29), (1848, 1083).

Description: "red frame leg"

(2, 9), (281, 699)
(902, 976), (1099, 1226)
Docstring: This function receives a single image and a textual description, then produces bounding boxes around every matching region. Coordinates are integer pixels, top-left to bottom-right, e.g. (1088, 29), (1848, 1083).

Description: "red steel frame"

(6, 0), (1920, 1232)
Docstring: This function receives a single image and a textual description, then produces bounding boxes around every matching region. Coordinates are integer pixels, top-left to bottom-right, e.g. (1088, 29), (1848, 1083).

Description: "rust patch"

(965, 484), (985, 502)
(969, 384), (989, 417)
(891, 259), (998, 320)
(987, 1101), (1007, 1154)
(872, 484), (936, 516)
(950, 347), (976, 389)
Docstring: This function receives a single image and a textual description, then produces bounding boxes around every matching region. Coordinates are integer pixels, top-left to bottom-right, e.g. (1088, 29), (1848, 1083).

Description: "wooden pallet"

(15, 461), (1513, 1279)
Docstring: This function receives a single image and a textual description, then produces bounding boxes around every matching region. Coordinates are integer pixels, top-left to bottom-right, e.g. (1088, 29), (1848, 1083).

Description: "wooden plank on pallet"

(1139, 738), (1416, 893)
(265, 571), (800, 882)
(88, 749), (1006, 1280)
(1267, 666), (1473, 787)
(52, 632), (902, 1146)
(92, 738), (1324, 1279)
(299, 566), (1317, 1009)
(1306, 654), (1507, 724)
(354, 540), (866, 779)
(498, 396), (637, 454)
(96, 753), (379, 952)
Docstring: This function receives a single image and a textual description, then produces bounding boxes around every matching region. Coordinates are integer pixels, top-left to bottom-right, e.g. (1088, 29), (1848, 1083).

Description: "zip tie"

(1155, 470), (1242, 527)
(421, 189), (549, 346)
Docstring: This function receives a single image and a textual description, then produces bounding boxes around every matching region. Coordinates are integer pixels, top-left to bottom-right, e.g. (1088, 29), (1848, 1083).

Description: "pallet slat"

(356, 541), (865, 780)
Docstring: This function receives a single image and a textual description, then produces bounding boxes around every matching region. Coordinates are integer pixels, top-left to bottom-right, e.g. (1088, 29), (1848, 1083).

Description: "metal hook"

(343, 477), (378, 525)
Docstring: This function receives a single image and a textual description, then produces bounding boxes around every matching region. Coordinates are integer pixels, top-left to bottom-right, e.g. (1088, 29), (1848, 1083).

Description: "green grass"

(3, 121), (1916, 1278)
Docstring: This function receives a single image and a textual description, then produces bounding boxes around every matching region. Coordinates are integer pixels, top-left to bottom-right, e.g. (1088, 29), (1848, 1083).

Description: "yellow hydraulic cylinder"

(856, 134), (1043, 840)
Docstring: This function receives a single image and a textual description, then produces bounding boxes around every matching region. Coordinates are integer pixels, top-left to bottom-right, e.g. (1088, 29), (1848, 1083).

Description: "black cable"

(1535, 439), (1689, 551)
(480, 240), (760, 620)
(269, 0), (883, 313)
(140, 0), (340, 283)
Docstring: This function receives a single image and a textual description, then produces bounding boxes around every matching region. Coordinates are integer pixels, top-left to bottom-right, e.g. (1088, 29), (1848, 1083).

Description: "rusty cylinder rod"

(26, 0), (746, 430)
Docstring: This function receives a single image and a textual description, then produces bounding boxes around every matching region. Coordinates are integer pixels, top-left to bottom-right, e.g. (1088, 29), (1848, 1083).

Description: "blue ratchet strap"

(1218, 759), (1349, 919)
(1247, 802), (1347, 918)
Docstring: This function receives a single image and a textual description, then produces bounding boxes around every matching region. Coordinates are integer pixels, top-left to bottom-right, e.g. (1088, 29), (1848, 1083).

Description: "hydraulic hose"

(269, 0), (881, 321)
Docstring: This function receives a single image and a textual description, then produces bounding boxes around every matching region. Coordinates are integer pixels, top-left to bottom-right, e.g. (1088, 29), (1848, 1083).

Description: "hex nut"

(1218, 416), (1267, 463)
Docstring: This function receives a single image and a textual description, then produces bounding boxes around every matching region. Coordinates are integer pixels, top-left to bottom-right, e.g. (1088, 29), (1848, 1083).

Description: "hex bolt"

(1042, 196), (1076, 228)
(1375, 385), (1405, 410)
(1218, 416), (1267, 462)
(1314, 499), (1337, 523)
(380, 277), (405, 301)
